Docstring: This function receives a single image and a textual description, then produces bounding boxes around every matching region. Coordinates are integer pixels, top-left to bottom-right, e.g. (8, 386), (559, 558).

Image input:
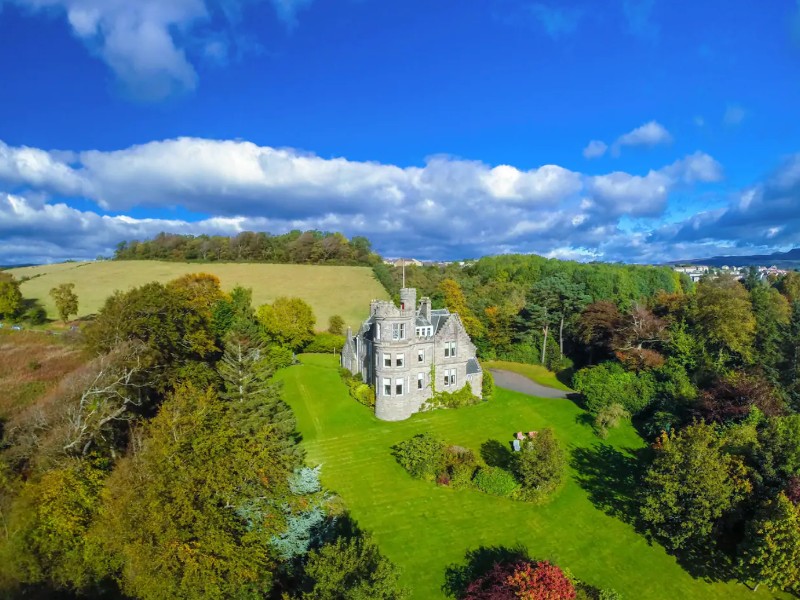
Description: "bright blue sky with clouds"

(0, 0), (799, 264)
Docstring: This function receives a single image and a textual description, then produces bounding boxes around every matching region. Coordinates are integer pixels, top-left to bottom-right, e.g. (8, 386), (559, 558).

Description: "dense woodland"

(0, 274), (404, 599)
(113, 231), (378, 266)
(379, 255), (800, 594)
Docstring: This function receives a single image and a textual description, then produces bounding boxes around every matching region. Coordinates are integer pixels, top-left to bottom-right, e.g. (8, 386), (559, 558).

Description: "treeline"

(114, 230), (380, 266)
(375, 253), (687, 369)
(0, 273), (405, 599)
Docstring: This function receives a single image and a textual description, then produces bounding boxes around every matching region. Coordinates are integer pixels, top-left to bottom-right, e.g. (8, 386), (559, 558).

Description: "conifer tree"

(218, 333), (303, 465)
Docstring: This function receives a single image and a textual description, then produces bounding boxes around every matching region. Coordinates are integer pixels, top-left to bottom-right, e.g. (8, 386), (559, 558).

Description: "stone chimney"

(419, 296), (431, 321)
(399, 288), (416, 313)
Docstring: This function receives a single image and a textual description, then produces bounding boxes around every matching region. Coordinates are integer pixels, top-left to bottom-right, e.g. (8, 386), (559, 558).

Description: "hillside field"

(6, 261), (388, 329)
(277, 355), (790, 600)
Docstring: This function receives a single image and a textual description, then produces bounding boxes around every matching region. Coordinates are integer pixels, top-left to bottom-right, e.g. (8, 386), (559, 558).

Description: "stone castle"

(341, 288), (483, 421)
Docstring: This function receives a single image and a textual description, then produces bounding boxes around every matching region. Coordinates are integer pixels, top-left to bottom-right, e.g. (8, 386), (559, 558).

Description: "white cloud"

(0, 137), (731, 264)
(584, 120), (673, 160)
(7, 0), (315, 101)
(611, 120), (673, 155)
(723, 104), (746, 126)
(582, 140), (608, 159)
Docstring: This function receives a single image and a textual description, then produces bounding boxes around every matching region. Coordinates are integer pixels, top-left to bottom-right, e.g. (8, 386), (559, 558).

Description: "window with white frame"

(417, 373), (424, 389)
(396, 354), (404, 367)
(395, 378), (404, 395)
(392, 322), (406, 340)
(418, 349), (425, 362)
(383, 353), (391, 367)
(376, 323), (381, 340)
(449, 368), (456, 386)
(383, 378), (391, 396)
(444, 341), (457, 358)
(443, 368), (456, 386)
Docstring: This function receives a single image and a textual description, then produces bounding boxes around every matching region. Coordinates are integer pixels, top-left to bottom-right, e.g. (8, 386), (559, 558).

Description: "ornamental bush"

(464, 560), (576, 600)
(392, 434), (446, 481)
(473, 467), (520, 498)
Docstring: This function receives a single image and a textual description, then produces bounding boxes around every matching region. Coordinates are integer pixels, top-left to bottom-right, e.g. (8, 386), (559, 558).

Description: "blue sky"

(0, 0), (799, 264)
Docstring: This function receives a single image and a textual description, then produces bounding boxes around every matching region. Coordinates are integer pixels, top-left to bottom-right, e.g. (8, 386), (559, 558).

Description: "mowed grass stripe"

(7, 261), (388, 329)
(277, 354), (790, 600)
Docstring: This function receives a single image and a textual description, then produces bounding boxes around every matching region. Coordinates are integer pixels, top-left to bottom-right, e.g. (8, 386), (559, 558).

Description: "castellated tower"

(372, 288), (418, 420)
(341, 287), (483, 421)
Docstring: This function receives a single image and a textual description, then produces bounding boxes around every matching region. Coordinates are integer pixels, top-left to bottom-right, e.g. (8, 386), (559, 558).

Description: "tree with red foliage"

(785, 476), (800, 506)
(464, 560), (575, 600)
(577, 301), (622, 363)
(697, 373), (785, 424)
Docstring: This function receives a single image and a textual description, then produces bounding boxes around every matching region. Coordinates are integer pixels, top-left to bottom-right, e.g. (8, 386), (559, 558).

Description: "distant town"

(672, 264), (789, 282)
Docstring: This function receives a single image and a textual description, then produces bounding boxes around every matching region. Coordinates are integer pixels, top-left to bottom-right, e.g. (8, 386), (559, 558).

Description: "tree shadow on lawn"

(480, 439), (514, 470)
(570, 443), (646, 529)
(442, 544), (530, 598)
(571, 444), (739, 584)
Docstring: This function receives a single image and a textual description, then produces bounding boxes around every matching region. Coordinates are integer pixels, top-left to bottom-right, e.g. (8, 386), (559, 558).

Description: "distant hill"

(668, 248), (800, 270)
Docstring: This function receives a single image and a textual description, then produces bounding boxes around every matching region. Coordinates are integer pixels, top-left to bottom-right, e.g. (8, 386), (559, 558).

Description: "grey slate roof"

(466, 358), (481, 375)
(430, 309), (450, 333)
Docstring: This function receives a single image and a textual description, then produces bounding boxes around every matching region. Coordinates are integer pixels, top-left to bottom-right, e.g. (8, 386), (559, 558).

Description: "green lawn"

(277, 354), (788, 600)
(7, 261), (387, 330)
(483, 360), (572, 391)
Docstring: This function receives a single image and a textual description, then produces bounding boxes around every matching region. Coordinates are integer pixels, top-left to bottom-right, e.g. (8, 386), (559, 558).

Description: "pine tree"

(217, 334), (303, 465)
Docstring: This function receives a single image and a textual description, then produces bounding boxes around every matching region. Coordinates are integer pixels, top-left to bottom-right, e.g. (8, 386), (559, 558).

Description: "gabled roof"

(430, 309), (450, 333)
(466, 358), (481, 375)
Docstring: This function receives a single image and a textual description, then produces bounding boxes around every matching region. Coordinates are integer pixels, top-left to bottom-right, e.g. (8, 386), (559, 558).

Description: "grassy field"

(0, 330), (87, 419)
(483, 360), (573, 391)
(277, 354), (788, 600)
(6, 261), (388, 329)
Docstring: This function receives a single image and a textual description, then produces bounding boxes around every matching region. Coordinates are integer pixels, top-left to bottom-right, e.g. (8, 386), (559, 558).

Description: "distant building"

(383, 258), (423, 267)
(340, 288), (482, 421)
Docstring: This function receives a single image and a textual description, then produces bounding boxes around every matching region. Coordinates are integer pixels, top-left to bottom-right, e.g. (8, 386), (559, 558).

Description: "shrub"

(572, 361), (656, 416)
(267, 345), (295, 369)
(449, 462), (477, 489)
(444, 445), (478, 489)
(473, 466), (520, 498)
(392, 434), (446, 481)
(340, 369), (376, 408)
(513, 428), (566, 501)
(465, 560), (575, 600)
(428, 384), (481, 409)
(305, 333), (346, 353)
(599, 589), (623, 600)
(481, 368), (495, 400)
(593, 403), (630, 438)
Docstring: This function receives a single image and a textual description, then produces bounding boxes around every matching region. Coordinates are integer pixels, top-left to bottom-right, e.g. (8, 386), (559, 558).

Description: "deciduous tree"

(50, 283), (79, 324)
(693, 275), (756, 363)
(301, 535), (407, 600)
(441, 278), (483, 338)
(94, 383), (299, 599)
(640, 421), (752, 549)
(738, 493), (800, 592)
(0, 276), (22, 319)
(257, 296), (316, 352)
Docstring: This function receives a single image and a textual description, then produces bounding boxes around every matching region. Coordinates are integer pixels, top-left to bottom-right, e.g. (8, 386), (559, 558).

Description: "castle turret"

(399, 288), (416, 313)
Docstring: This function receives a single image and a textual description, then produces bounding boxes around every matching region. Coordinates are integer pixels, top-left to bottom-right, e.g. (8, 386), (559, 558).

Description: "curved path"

(489, 368), (575, 400)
